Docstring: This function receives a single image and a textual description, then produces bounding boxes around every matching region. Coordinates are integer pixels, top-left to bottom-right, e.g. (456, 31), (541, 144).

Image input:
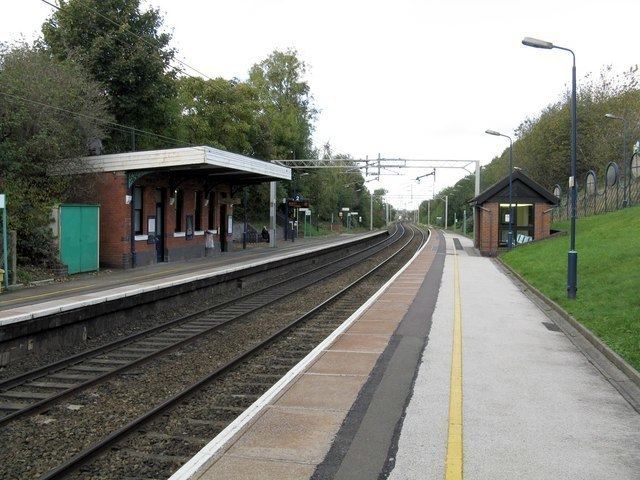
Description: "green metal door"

(59, 205), (99, 274)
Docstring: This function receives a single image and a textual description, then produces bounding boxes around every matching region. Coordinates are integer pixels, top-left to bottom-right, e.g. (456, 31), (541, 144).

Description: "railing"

(551, 158), (640, 222)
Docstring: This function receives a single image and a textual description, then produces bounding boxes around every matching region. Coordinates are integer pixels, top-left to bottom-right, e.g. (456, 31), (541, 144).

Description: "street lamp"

(522, 36), (578, 299)
(605, 113), (629, 206)
(485, 129), (514, 249)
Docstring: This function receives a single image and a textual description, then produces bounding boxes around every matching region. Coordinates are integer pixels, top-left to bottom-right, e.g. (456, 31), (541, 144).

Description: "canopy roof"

(64, 146), (291, 183)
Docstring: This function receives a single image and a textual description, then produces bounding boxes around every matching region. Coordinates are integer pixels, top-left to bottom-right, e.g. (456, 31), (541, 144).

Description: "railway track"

(0, 223), (425, 479)
(40, 224), (426, 480)
(0, 226), (402, 425)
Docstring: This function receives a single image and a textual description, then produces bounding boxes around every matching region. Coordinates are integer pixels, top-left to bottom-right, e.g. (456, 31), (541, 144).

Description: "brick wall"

(80, 172), (233, 269)
(534, 203), (552, 240)
(90, 172), (130, 268)
(475, 202), (554, 256)
(476, 202), (499, 256)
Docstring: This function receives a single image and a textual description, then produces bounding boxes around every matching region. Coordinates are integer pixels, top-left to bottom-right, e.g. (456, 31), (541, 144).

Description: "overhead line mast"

(273, 157), (482, 237)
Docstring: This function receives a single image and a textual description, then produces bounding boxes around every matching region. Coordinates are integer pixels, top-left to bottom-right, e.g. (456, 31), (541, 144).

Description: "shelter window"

(175, 189), (184, 232)
(195, 191), (202, 231)
(133, 187), (143, 235)
(498, 203), (534, 246)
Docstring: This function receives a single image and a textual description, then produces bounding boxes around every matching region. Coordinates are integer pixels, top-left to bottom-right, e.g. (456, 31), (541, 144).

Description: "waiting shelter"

(62, 146), (290, 269)
(471, 170), (559, 256)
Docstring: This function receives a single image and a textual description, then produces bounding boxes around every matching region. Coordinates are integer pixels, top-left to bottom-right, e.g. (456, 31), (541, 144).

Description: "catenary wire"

(0, 90), (199, 150)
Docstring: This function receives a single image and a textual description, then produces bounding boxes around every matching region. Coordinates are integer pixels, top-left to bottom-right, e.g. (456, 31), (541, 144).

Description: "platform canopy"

(64, 146), (291, 184)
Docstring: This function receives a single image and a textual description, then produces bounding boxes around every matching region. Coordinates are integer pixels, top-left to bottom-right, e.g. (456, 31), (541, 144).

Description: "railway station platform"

(0, 231), (383, 328)
(172, 230), (640, 480)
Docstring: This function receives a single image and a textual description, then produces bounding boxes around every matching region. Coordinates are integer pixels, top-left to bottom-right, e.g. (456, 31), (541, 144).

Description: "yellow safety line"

(445, 244), (463, 480)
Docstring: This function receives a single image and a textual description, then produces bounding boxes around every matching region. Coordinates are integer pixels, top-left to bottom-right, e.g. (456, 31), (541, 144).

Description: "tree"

(248, 49), (317, 160)
(42, 0), (177, 152)
(176, 77), (260, 155)
(0, 43), (112, 263)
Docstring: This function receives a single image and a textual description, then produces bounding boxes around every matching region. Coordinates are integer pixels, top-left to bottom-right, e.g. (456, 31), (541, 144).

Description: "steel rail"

(0, 226), (401, 425)
(39, 224), (425, 480)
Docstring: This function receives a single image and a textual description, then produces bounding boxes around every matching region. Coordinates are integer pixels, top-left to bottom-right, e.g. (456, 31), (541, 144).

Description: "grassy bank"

(501, 205), (640, 371)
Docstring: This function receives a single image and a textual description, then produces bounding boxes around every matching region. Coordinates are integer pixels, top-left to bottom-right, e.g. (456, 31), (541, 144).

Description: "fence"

(551, 156), (640, 222)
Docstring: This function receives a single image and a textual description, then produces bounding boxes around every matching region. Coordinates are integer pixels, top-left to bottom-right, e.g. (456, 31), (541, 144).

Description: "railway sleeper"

(119, 449), (191, 464)
(117, 347), (159, 354)
(142, 431), (211, 445)
(206, 405), (249, 414)
(100, 353), (143, 361)
(0, 390), (52, 400)
(47, 373), (94, 381)
(249, 373), (285, 381)
(183, 417), (230, 429)
(85, 358), (132, 365)
(0, 401), (29, 412)
(67, 365), (114, 373)
(232, 381), (278, 390)
(25, 381), (76, 389)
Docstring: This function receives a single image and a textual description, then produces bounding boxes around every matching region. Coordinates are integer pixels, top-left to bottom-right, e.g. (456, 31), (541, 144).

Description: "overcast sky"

(3, 0), (639, 209)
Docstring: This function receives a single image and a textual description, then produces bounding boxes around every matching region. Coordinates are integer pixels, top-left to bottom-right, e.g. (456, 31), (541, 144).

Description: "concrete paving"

(389, 233), (640, 479)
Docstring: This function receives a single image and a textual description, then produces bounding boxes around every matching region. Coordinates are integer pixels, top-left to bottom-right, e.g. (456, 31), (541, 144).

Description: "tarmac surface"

(173, 229), (640, 480)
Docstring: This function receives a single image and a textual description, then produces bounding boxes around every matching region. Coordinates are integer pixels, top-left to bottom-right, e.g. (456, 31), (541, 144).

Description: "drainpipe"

(129, 185), (136, 268)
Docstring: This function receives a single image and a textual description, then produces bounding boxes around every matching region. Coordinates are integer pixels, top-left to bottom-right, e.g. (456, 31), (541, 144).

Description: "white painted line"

(168, 228), (433, 480)
(0, 231), (385, 326)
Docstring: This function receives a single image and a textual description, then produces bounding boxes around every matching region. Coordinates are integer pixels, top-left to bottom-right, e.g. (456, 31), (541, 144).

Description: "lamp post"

(444, 194), (448, 230)
(523, 36), (578, 299)
(605, 113), (629, 207)
(485, 129), (514, 249)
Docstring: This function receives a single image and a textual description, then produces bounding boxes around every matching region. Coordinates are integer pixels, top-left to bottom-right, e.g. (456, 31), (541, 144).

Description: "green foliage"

(176, 77), (260, 155)
(501, 205), (640, 370)
(428, 66), (640, 228)
(248, 49), (317, 160)
(0, 43), (111, 264)
(42, 0), (177, 152)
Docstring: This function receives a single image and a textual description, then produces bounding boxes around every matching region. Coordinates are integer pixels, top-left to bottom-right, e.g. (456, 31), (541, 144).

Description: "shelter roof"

(63, 146), (291, 183)
(472, 169), (559, 205)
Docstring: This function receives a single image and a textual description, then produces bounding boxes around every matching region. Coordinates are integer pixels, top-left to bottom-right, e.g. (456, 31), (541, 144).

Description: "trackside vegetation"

(500, 205), (640, 371)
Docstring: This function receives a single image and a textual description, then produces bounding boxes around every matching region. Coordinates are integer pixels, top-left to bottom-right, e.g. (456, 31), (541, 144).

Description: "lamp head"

(485, 129), (501, 136)
(605, 113), (623, 120)
(522, 37), (554, 49)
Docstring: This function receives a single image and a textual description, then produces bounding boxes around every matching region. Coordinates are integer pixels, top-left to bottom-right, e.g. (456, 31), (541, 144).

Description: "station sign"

(0, 194), (5, 209)
(287, 198), (310, 208)
(341, 207), (350, 211)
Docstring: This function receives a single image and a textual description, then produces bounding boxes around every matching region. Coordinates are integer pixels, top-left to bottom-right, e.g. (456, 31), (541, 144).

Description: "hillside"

(501, 206), (640, 370)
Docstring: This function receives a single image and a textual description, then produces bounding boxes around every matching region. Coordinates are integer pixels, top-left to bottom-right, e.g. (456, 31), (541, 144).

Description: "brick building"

(472, 170), (559, 256)
(66, 146), (290, 269)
